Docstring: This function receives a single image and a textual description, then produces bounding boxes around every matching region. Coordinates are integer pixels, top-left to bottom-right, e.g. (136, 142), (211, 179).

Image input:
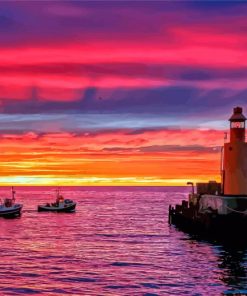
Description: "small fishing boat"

(0, 187), (23, 218)
(38, 189), (76, 212)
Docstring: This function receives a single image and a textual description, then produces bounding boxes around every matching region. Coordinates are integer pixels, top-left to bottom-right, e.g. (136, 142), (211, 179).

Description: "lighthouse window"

(231, 121), (245, 128)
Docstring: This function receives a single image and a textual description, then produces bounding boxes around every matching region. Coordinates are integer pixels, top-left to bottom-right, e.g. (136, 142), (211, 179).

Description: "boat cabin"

(56, 195), (64, 204)
(3, 198), (14, 208)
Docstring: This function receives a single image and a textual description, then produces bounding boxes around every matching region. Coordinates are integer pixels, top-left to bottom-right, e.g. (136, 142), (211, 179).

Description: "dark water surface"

(0, 186), (246, 295)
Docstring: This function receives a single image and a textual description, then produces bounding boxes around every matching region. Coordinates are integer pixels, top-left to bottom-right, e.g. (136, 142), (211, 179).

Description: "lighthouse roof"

(229, 106), (246, 122)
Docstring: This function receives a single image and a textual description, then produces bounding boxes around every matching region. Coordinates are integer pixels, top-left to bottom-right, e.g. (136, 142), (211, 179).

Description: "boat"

(0, 187), (23, 218)
(169, 107), (247, 242)
(37, 188), (76, 212)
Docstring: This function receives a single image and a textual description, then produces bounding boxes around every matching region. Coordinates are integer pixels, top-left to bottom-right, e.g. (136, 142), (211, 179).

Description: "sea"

(0, 186), (246, 296)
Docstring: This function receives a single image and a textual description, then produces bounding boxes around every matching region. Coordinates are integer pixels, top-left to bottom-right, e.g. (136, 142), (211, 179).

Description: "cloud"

(103, 144), (220, 154)
(0, 128), (224, 153)
(0, 1), (245, 184)
(0, 128), (223, 183)
(139, 144), (220, 153)
(0, 2), (247, 112)
(0, 85), (246, 131)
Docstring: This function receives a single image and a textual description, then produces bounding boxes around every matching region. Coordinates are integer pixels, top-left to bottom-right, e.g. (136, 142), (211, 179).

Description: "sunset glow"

(0, 1), (245, 185)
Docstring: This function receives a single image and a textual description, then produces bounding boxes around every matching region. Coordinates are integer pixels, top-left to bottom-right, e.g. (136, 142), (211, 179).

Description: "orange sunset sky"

(0, 1), (246, 185)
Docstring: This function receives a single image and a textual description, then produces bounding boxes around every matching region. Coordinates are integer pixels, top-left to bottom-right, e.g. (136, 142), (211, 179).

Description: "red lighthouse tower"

(223, 107), (247, 195)
(169, 106), (247, 240)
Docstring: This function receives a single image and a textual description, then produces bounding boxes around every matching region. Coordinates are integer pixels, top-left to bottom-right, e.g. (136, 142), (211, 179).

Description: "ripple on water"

(0, 186), (246, 295)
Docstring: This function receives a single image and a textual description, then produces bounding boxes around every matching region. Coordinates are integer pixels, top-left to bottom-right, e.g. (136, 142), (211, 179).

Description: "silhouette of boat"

(38, 188), (76, 212)
(0, 187), (23, 218)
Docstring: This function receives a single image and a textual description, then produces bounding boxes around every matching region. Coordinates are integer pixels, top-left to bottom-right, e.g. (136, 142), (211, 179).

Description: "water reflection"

(169, 189), (247, 294)
(181, 231), (247, 294)
(217, 245), (247, 293)
(0, 186), (246, 295)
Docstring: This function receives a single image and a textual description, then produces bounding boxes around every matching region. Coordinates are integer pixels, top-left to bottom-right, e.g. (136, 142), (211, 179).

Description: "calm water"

(0, 186), (246, 296)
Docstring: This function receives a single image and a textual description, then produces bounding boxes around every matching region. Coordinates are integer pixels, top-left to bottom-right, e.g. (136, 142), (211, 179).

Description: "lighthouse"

(169, 106), (247, 240)
(223, 107), (247, 195)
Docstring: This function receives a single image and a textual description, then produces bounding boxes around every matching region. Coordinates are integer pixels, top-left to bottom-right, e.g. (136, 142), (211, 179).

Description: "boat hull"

(0, 204), (23, 218)
(38, 202), (76, 213)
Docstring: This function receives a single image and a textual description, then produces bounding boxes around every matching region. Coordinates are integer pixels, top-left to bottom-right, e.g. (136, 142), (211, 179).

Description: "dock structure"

(169, 107), (247, 241)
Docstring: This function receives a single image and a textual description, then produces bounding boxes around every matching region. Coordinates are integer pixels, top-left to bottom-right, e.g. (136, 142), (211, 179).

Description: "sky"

(0, 1), (246, 186)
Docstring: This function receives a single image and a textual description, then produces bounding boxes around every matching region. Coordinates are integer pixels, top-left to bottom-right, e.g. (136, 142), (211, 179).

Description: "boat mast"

(11, 186), (15, 200)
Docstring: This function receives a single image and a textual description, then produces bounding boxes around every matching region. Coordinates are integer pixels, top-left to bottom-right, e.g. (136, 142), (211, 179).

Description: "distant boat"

(37, 188), (76, 213)
(0, 187), (23, 218)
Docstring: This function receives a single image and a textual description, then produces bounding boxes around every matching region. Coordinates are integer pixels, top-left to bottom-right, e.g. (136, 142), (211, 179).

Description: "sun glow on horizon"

(0, 128), (223, 186)
(0, 176), (221, 186)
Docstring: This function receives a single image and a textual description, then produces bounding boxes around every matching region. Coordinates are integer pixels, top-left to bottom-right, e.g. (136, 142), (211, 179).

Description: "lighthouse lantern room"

(223, 107), (247, 195)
